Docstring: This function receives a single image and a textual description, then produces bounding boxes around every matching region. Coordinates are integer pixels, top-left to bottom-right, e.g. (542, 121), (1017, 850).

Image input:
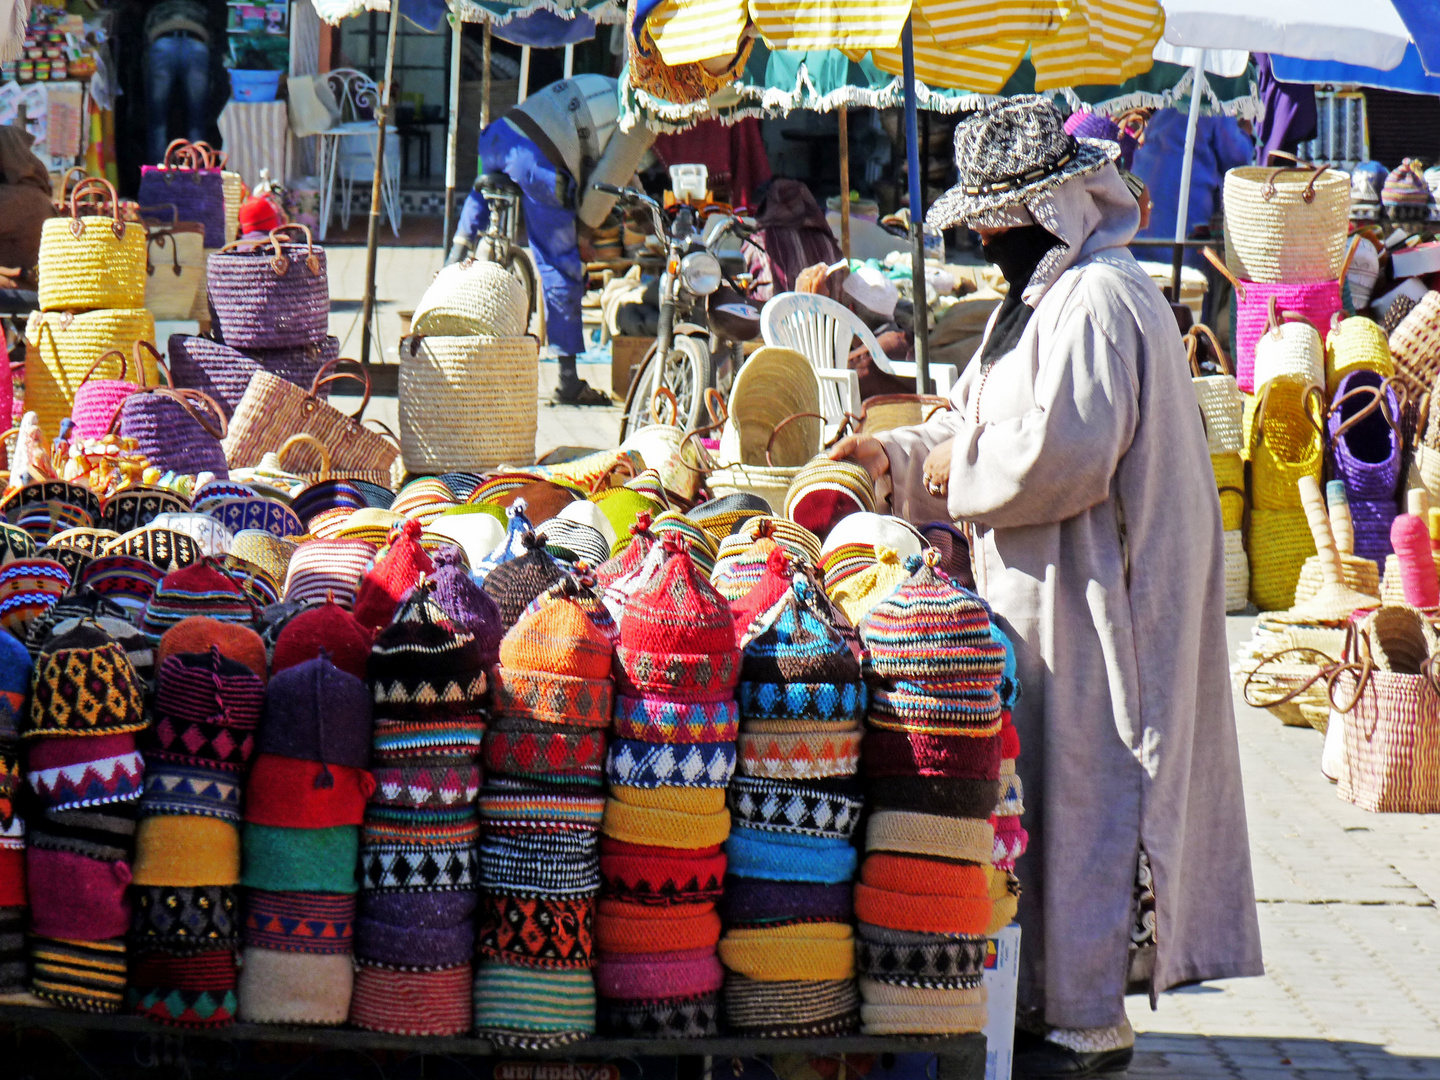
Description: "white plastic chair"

(759, 293), (957, 427)
(315, 69), (402, 240)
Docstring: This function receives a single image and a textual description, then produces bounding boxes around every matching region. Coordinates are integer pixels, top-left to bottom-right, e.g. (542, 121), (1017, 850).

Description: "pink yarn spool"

(1390, 514), (1438, 608)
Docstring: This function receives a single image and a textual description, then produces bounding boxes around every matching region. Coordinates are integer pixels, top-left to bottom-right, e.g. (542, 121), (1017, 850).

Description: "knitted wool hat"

(257, 655), (373, 768)
(369, 586), (487, 717)
(712, 535), (783, 607)
(131, 885), (239, 953)
(783, 458), (876, 540)
(291, 478), (369, 524)
(688, 493), (771, 544)
(25, 846), (132, 939)
(724, 975), (859, 1037)
(156, 617), (267, 680)
(860, 553), (1005, 681)
(0, 558), (70, 636)
(23, 585), (146, 664)
(28, 625), (146, 738)
(473, 961), (596, 1048)
(146, 648), (265, 772)
(827, 545), (911, 626)
(424, 547), (503, 667)
(353, 519), (436, 632)
(237, 947), (354, 1025)
(334, 508), (406, 547)
(349, 961), (473, 1036)
(267, 601), (370, 680)
(543, 520), (611, 569)
(483, 530), (566, 628)
(499, 589), (612, 679)
(722, 516), (823, 567)
(741, 576), (860, 686)
(598, 990), (720, 1038)
(821, 513), (925, 562)
(591, 488), (664, 554)
(0, 523), (34, 563)
(129, 949), (239, 1028)
(27, 734), (144, 811)
(619, 537), (736, 656)
(594, 948), (723, 1000)
(240, 823), (358, 893)
(650, 512), (719, 578)
(472, 501), (537, 583)
(142, 562), (254, 644)
(282, 538), (378, 609)
(29, 934), (127, 1012)
(594, 517), (654, 589)
(521, 574), (619, 645)
(242, 889), (354, 954)
(132, 815), (241, 886)
(0, 627), (30, 737)
(392, 477), (460, 524)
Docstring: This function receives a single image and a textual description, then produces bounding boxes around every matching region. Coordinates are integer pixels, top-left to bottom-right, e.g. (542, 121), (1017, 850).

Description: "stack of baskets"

(1220, 159), (1354, 611)
(399, 259), (537, 474)
(27, 179), (157, 439)
(709, 347), (822, 509)
(1187, 326), (1248, 612)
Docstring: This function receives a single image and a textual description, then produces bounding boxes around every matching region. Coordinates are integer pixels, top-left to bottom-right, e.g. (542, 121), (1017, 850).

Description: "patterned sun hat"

(927, 95), (1120, 231)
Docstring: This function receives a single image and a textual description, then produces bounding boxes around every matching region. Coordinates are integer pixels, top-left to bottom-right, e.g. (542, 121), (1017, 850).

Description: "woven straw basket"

(207, 225), (329, 349)
(1293, 552), (1382, 606)
(1379, 551), (1440, 605)
(1252, 300), (1324, 395)
(24, 308), (157, 439)
(1334, 666), (1440, 813)
(1249, 505), (1315, 611)
(192, 144), (243, 244)
(1249, 375), (1325, 511)
(709, 462), (797, 509)
(1388, 290), (1440, 407)
(1326, 314), (1393, 397)
(398, 334), (538, 473)
(1188, 324), (1244, 454)
(1222, 161), (1350, 284)
(1211, 453), (1244, 531)
(1224, 528), (1249, 613)
(1414, 443), (1440, 499)
(38, 178), (147, 313)
(721, 346), (822, 467)
(410, 260), (528, 338)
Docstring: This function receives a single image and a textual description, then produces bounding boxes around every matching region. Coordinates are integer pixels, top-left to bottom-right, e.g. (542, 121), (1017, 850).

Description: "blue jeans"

(147, 33), (211, 164)
(456, 121), (585, 358)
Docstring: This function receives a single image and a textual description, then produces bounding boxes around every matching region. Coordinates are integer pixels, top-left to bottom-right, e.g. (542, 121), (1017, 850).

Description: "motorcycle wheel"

(619, 334), (713, 442)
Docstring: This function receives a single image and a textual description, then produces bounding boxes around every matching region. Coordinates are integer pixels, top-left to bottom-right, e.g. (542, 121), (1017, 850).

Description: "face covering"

(978, 223), (1064, 370)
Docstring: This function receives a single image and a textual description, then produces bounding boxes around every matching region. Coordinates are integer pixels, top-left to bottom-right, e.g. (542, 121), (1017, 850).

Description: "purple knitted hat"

(422, 547), (503, 668)
(354, 916), (475, 970)
(256, 654), (373, 769)
(360, 890), (476, 927)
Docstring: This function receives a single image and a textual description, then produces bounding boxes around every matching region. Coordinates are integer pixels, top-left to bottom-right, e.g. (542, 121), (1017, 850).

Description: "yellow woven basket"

(1326, 314), (1393, 397)
(37, 178), (147, 313)
(1249, 505), (1315, 611)
(24, 308), (157, 439)
(1249, 375), (1324, 511)
(1211, 452), (1245, 531)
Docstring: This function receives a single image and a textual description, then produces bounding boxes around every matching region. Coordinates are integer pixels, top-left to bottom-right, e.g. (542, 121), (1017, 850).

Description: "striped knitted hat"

(142, 561), (254, 644)
(741, 577), (859, 685)
(688, 493), (771, 544)
(650, 512), (719, 579)
(282, 538), (379, 610)
(368, 585), (486, 717)
(711, 534), (782, 606)
(719, 517), (823, 568)
(593, 515), (654, 589)
(473, 960), (596, 1048)
(0, 558), (70, 637)
(783, 458), (876, 540)
(619, 537), (736, 657)
(859, 553), (1005, 681)
(483, 530), (566, 629)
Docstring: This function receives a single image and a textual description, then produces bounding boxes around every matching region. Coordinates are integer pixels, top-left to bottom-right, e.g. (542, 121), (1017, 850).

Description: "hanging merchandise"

(1222, 160), (1351, 285)
(37, 179), (147, 313)
(138, 141), (228, 250)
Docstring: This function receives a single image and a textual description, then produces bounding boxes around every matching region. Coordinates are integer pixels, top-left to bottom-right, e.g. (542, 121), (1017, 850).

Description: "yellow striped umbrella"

(645, 0), (1163, 92)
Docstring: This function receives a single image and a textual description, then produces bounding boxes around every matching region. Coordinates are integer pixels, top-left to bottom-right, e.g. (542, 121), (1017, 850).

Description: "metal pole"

(442, 13), (463, 248)
(360, 4), (400, 369)
(902, 18), (929, 395)
(838, 104), (851, 261)
(564, 42), (574, 78)
(481, 22), (492, 128)
(518, 45), (531, 102)
(1172, 58), (1206, 302)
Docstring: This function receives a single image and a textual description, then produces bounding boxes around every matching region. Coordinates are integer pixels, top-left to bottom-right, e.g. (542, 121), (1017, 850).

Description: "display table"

(216, 99), (292, 190)
(0, 1004), (985, 1077)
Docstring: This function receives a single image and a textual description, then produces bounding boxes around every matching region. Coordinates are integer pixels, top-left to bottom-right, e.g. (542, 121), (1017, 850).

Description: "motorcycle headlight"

(679, 251), (722, 296)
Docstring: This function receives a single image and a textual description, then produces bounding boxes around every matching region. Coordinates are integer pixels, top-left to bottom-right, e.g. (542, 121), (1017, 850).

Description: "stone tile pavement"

(1123, 616), (1440, 1078)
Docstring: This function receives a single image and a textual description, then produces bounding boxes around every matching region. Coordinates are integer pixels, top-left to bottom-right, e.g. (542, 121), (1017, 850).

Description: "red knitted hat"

(620, 536), (735, 655)
(727, 548), (793, 646)
(353, 520), (435, 632)
(1000, 710), (1020, 760)
(271, 601), (373, 680)
(239, 194), (283, 236)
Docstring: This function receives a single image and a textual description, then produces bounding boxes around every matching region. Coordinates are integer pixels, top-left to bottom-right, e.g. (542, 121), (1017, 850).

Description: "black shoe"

(553, 381), (612, 406)
(1012, 1030), (1134, 1078)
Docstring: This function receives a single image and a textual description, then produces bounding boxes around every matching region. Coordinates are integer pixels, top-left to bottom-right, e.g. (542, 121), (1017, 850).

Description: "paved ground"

(188, 246), (1440, 1078)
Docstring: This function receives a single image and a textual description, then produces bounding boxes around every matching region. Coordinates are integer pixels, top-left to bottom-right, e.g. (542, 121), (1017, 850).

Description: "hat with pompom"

(491, 581), (615, 729)
(369, 583), (486, 717)
(482, 528), (566, 628)
(353, 519), (435, 632)
(424, 546), (503, 668)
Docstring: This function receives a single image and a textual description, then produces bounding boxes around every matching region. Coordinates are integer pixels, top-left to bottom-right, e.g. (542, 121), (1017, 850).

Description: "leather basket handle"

(78, 350), (136, 389)
(68, 177), (126, 239)
(309, 358), (372, 419)
(278, 433), (333, 480)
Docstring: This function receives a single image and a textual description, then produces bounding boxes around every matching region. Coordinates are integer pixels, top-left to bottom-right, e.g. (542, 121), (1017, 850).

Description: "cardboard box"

(983, 924), (1022, 1080)
(611, 336), (655, 399)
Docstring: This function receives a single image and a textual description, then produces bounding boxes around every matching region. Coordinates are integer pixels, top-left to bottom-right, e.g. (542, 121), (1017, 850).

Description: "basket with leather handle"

(37, 177), (147, 312)
(71, 341), (169, 441)
(168, 333), (339, 420)
(1187, 323), (1244, 455)
(1324, 307), (1392, 398)
(1203, 246), (1341, 394)
(1248, 375), (1326, 511)
(137, 139), (227, 248)
(110, 385), (230, 478)
(25, 308), (157, 440)
(1222, 156), (1351, 284)
(190, 142), (243, 244)
(207, 225), (329, 349)
(141, 203), (208, 321)
(223, 357), (400, 485)
(1251, 298), (1325, 395)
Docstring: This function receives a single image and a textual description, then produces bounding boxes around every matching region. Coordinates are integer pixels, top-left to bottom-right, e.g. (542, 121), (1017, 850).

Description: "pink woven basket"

(71, 341), (168, 440)
(1205, 246), (1343, 393)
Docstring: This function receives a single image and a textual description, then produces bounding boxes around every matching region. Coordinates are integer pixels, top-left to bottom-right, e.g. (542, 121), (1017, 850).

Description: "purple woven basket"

(113, 387), (230, 479)
(168, 333), (338, 419)
(207, 225), (329, 349)
(1328, 370), (1402, 502)
(136, 142), (227, 248)
(1350, 497), (1399, 565)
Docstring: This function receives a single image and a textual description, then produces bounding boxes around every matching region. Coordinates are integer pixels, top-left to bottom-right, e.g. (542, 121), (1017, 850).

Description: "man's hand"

(0, 267), (21, 289)
(922, 438), (953, 500)
(829, 434), (889, 484)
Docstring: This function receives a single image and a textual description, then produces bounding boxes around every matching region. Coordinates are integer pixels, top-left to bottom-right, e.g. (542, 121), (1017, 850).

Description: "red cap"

(239, 195), (283, 237)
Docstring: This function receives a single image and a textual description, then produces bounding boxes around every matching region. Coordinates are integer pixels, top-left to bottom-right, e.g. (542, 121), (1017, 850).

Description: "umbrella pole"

(482, 21), (492, 128)
(359, 1), (400, 370)
(443, 13), (463, 249)
(518, 45), (531, 102)
(902, 17), (929, 396)
(1171, 57), (1207, 302)
(838, 105), (851, 261)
